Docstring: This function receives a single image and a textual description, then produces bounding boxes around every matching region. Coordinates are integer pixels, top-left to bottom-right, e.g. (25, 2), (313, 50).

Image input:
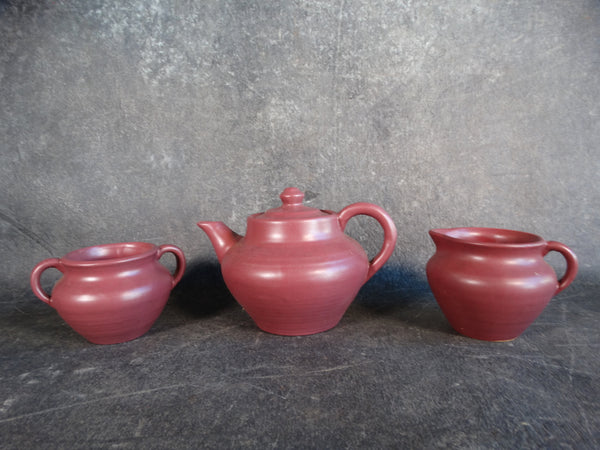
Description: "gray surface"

(1, 0), (599, 448)
(1, 275), (599, 448)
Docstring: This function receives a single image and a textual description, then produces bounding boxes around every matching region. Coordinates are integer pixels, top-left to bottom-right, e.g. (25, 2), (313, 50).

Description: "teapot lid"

(255, 187), (331, 221)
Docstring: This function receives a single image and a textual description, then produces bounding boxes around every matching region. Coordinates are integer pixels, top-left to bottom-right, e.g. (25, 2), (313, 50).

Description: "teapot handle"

(338, 203), (398, 282)
(30, 258), (63, 306)
(544, 241), (578, 295)
(157, 244), (187, 288)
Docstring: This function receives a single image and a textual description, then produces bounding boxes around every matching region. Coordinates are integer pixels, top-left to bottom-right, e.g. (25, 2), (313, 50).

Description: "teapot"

(198, 187), (397, 336)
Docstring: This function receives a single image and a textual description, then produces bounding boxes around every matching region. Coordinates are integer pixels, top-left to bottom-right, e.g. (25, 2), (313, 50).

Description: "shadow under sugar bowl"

(426, 227), (578, 341)
(30, 242), (186, 344)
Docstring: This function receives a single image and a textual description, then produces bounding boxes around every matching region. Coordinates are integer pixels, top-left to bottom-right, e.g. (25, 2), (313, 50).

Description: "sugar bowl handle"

(338, 203), (398, 281)
(30, 258), (63, 305)
(157, 244), (186, 288)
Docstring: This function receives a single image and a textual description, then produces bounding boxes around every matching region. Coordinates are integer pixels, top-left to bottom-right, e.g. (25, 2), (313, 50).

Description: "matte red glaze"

(198, 187), (397, 336)
(30, 242), (186, 344)
(426, 227), (578, 341)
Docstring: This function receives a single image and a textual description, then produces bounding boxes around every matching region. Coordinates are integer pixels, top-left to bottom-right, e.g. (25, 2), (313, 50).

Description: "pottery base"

(454, 328), (521, 342)
(254, 320), (341, 336)
(76, 324), (155, 345)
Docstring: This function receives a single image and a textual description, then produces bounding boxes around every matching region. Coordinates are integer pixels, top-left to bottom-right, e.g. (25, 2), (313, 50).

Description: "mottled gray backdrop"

(2, 0), (599, 296)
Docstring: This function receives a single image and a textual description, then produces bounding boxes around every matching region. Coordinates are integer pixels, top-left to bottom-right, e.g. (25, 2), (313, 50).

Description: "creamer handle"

(544, 241), (578, 295)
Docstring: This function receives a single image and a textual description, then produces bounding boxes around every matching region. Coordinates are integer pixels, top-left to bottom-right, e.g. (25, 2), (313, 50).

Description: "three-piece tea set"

(30, 187), (579, 345)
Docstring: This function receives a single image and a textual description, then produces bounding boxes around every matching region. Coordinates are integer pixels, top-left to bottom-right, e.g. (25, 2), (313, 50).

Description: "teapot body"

(221, 231), (369, 335)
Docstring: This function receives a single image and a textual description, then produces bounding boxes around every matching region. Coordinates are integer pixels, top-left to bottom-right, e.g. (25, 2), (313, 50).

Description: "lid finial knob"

(280, 187), (304, 207)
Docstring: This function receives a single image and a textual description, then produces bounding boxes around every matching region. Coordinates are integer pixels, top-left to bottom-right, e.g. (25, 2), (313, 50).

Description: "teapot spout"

(197, 221), (242, 263)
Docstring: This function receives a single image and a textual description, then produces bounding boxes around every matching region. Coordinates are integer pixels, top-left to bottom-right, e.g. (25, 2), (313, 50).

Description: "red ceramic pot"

(426, 227), (578, 341)
(30, 242), (186, 344)
(198, 187), (397, 336)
